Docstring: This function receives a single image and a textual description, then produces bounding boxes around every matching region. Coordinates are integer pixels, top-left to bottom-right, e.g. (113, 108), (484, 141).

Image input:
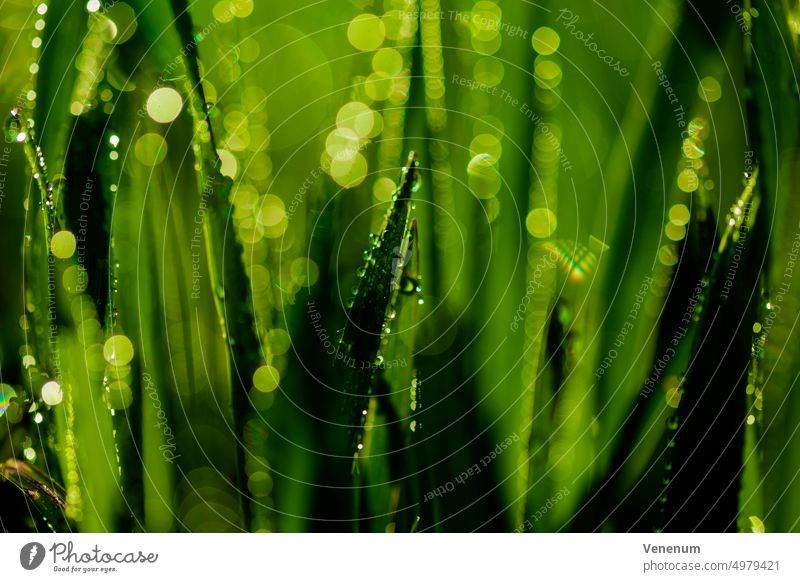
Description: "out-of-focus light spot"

(373, 177), (395, 202)
(348, 14), (386, 52)
(471, 1), (502, 40)
(681, 136), (704, 160)
(364, 72), (393, 101)
(69, 101), (85, 116)
(146, 87), (183, 124)
(86, 0), (100, 12)
(471, 34), (502, 56)
(753, 322), (762, 333)
(106, 380), (133, 410)
(474, 58), (504, 87)
(51, 230), (77, 259)
(216, 148), (238, 178)
(106, 3), (137, 44)
(62, 265), (88, 294)
(336, 101), (374, 138)
(325, 129), (361, 163)
(467, 153), (501, 199)
(212, 1), (237, 23)
(232, 0), (254, 18)
(470, 133), (502, 160)
(266, 329), (291, 356)
(669, 204), (690, 226)
(382, 10), (416, 41)
(291, 258), (319, 288)
(372, 47), (403, 75)
(534, 57), (562, 89)
(664, 222), (686, 242)
(255, 195), (285, 228)
(532, 27), (560, 55)
(677, 168), (698, 192)
(103, 334), (134, 367)
(698, 76), (721, 103)
(238, 37), (260, 63)
(658, 244), (679, 266)
(34, 412), (44, 423)
(37, 3), (48, 15)
(24, 448), (36, 461)
(688, 117), (707, 138)
(253, 365), (280, 393)
(247, 471), (273, 496)
(526, 208), (558, 238)
(109, 134), (120, 147)
(42, 380), (63, 406)
(135, 133), (167, 166)
(331, 152), (368, 188)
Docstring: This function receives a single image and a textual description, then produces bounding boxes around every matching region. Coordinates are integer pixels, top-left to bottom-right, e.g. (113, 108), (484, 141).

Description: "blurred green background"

(1, 0), (799, 533)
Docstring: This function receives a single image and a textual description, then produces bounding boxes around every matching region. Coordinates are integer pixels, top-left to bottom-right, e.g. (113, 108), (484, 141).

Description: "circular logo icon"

(20, 542), (46, 570)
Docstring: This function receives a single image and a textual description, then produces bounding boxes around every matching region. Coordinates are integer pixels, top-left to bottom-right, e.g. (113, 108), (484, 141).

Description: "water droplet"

(410, 172), (421, 193)
(666, 415), (679, 431)
(398, 275), (418, 294)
